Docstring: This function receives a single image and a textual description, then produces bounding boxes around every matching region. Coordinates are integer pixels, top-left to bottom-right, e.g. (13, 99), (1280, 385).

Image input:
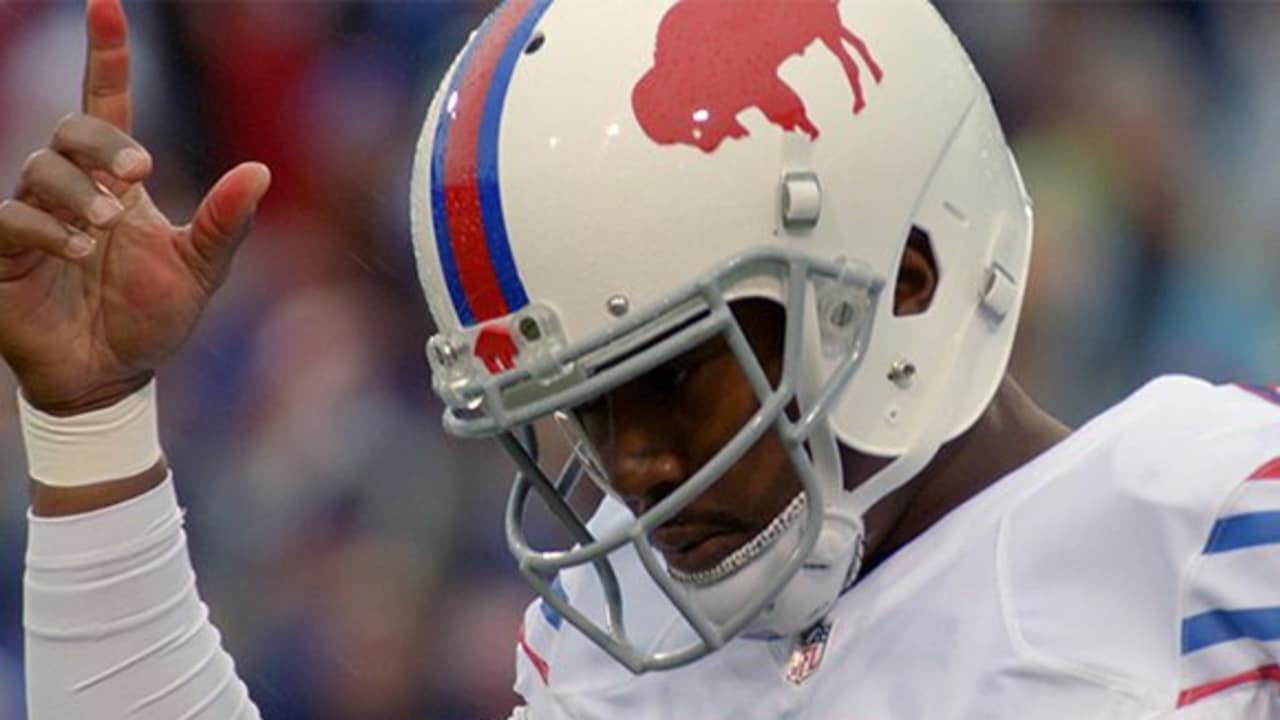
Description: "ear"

(894, 226), (939, 317)
(729, 298), (786, 385)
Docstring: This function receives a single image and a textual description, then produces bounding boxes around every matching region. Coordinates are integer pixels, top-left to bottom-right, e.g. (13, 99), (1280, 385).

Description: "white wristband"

(18, 380), (164, 487)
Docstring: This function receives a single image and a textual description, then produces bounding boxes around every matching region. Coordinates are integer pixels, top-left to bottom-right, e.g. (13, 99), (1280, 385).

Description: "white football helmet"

(410, 0), (1031, 673)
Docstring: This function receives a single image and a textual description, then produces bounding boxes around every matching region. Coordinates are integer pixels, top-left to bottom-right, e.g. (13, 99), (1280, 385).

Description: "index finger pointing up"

(83, 0), (132, 133)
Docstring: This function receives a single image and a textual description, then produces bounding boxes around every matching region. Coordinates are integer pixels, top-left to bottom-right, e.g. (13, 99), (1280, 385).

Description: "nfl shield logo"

(785, 620), (834, 685)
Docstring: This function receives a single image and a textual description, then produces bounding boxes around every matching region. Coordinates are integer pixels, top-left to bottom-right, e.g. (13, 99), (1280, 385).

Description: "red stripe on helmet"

(441, 0), (536, 323)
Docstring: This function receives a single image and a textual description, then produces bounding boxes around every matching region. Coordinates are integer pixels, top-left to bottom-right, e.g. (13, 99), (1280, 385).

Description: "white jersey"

(513, 377), (1280, 719)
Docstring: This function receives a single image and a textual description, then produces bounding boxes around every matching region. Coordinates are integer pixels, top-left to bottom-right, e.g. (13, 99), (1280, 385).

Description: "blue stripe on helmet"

(475, 0), (555, 313)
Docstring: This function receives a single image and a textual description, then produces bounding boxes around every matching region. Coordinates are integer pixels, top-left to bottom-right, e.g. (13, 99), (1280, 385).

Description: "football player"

(3, 0), (1279, 718)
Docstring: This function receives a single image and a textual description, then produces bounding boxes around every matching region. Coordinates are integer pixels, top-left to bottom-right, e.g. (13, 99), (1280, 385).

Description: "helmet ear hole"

(893, 226), (940, 317)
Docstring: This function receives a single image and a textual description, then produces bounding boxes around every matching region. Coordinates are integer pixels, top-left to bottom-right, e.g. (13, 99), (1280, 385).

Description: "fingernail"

(112, 148), (150, 177)
(66, 233), (96, 259)
(87, 195), (124, 226)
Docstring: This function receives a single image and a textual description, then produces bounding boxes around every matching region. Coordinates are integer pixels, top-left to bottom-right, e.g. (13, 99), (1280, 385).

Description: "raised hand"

(0, 0), (271, 414)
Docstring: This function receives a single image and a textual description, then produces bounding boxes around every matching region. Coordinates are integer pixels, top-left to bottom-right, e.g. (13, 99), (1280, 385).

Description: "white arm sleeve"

(24, 477), (262, 719)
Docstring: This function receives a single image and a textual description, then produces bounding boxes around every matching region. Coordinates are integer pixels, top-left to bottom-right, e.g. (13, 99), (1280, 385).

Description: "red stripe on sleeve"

(1250, 457), (1280, 481)
(518, 620), (551, 685)
(442, 0), (535, 323)
(1177, 664), (1280, 707)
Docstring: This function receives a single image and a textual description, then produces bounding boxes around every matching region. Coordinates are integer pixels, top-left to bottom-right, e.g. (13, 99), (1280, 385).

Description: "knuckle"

(20, 149), (48, 181)
(21, 149), (63, 189)
(52, 112), (82, 141)
(39, 215), (68, 241)
(0, 199), (21, 234)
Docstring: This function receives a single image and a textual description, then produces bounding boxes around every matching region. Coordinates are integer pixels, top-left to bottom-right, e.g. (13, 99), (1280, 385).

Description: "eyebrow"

(587, 309), (711, 378)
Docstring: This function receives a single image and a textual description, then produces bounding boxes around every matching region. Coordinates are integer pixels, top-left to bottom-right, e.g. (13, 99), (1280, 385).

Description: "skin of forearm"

(30, 459), (169, 518)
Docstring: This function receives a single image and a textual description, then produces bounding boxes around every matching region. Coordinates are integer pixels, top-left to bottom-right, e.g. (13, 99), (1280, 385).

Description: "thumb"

(187, 162), (271, 276)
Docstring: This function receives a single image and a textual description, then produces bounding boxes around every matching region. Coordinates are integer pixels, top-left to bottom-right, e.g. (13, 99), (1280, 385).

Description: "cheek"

(681, 352), (785, 466)
(741, 431), (802, 507)
(685, 370), (759, 454)
(694, 424), (800, 533)
(689, 382), (801, 520)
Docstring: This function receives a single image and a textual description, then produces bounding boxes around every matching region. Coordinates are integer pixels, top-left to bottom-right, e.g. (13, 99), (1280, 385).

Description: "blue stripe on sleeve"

(1204, 512), (1280, 554)
(538, 599), (563, 630)
(1183, 607), (1280, 654)
(1238, 383), (1280, 406)
(538, 574), (567, 630)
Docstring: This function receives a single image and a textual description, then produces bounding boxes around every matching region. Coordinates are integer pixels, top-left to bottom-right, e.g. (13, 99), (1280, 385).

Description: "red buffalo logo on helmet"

(633, 0), (884, 153)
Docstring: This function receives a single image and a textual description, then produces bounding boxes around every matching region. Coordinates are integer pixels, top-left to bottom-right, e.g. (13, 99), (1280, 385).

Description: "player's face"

(581, 300), (800, 575)
(574, 241), (938, 575)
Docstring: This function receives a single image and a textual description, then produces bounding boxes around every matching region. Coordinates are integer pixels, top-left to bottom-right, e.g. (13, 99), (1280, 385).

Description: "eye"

(576, 397), (610, 439)
(645, 363), (693, 395)
(670, 366), (692, 387)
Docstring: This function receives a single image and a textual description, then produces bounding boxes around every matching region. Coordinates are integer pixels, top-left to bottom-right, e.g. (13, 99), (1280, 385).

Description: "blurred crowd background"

(0, 2), (1277, 718)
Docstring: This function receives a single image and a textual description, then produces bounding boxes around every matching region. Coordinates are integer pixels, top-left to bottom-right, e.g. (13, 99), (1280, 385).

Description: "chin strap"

(832, 293), (984, 590)
(732, 296), (976, 638)
(675, 280), (983, 645)
(845, 438), (942, 525)
(830, 438), (941, 595)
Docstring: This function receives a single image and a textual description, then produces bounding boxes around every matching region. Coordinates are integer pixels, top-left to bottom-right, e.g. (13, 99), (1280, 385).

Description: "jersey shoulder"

(1001, 375), (1280, 707)
(1174, 385), (1280, 709)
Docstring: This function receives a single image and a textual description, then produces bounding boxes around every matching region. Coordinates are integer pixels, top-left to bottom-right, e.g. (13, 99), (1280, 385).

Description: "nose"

(607, 423), (690, 516)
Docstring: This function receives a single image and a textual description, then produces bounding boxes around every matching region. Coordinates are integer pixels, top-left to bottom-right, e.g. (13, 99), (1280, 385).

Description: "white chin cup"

(679, 495), (864, 639)
(675, 437), (939, 639)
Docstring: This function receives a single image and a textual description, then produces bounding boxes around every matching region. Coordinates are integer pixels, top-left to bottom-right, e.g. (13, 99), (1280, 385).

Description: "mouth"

(650, 523), (751, 574)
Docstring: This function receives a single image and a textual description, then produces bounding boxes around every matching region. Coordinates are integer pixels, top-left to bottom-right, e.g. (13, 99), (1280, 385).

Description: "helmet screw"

(828, 301), (857, 328)
(518, 317), (542, 342)
(430, 339), (460, 368)
(606, 294), (630, 318)
(888, 359), (917, 388)
(524, 30), (546, 55)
